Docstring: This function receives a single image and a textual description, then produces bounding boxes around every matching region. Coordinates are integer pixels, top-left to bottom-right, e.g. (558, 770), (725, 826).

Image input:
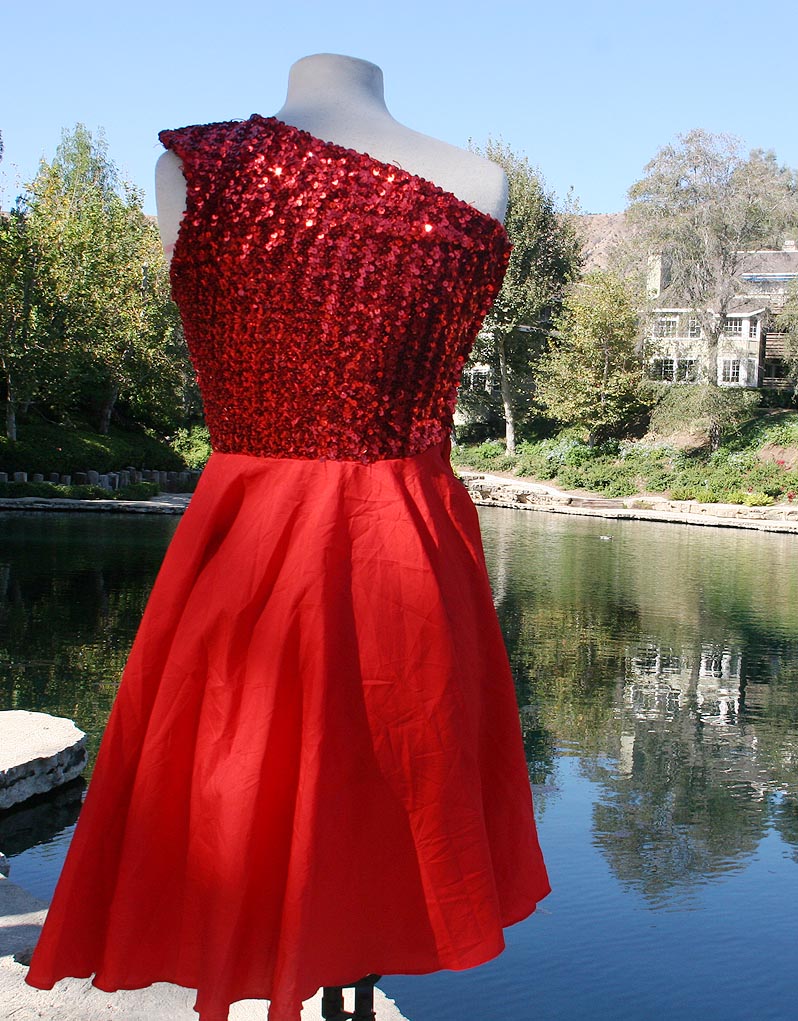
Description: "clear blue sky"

(3, 0), (797, 215)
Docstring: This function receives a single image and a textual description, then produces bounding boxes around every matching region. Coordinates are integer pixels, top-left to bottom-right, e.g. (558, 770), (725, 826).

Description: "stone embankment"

(1, 467), (200, 490)
(461, 471), (798, 534)
(0, 467), (200, 492)
(0, 492), (192, 514)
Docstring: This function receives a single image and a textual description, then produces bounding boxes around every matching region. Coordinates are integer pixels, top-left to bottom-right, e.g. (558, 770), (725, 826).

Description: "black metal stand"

(321, 974), (381, 1021)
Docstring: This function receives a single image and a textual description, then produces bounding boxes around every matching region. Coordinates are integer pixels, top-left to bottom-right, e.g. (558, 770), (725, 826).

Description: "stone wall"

(460, 471), (798, 534)
(0, 468), (201, 493)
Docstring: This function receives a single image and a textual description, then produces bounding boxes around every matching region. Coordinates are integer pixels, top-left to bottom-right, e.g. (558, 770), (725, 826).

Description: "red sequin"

(158, 116), (510, 463)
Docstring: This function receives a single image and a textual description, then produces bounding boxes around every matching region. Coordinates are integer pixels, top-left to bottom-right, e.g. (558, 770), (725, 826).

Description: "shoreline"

(3, 476), (798, 534)
(459, 470), (798, 534)
(0, 493), (191, 514)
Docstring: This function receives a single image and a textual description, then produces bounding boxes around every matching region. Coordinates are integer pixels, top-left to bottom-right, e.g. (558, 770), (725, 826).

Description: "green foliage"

(4, 124), (195, 440)
(450, 410), (798, 505)
(732, 411), (798, 448)
(450, 440), (516, 472)
(0, 203), (56, 437)
(0, 418), (187, 473)
(535, 271), (647, 442)
(114, 481), (161, 500)
(648, 382), (761, 445)
(168, 425), (212, 470)
(479, 141), (582, 338)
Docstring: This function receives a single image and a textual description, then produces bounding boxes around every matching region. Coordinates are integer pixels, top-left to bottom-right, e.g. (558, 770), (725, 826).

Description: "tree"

(535, 271), (644, 444)
(627, 129), (798, 382)
(466, 140), (581, 453)
(25, 125), (189, 434)
(0, 203), (55, 440)
(778, 279), (798, 383)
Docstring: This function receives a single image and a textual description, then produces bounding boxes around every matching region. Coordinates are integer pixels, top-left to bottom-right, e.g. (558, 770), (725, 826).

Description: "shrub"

(742, 492), (775, 506)
(514, 444), (552, 479)
(452, 412), (798, 504)
(452, 440), (516, 472)
(649, 384), (760, 444)
(115, 482), (160, 501)
(169, 425), (212, 470)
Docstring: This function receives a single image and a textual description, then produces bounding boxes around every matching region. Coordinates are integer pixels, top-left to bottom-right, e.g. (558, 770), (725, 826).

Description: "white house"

(646, 241), (798, 389)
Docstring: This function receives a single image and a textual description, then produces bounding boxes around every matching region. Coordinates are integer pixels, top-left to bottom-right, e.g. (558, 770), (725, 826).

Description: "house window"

(722, 359), (741, 383)
(651, 358), (698, 382)
(723, 317), (743, 336)
(654, 315), (679, 337)
(462, 366), (493, 393)
(748, 319), (757, 339)
(675, 359), (698, 382)
(651, 358), (675, 381)
(687, 317), (701, 338)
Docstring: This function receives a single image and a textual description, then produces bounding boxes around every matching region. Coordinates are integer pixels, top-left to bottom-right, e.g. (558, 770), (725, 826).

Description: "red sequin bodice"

(159, 116), (510, 463)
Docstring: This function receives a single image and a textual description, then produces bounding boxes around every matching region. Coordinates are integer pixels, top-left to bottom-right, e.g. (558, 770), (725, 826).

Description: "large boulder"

(0, 711), (87, 811)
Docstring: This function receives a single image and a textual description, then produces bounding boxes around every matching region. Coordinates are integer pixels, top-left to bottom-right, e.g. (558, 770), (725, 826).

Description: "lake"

(1, 508), (797, 1020)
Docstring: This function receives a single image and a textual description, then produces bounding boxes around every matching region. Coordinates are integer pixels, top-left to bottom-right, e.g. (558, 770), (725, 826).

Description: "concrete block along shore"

(0, 712), (87, 811)
(460, 471), (798, 534)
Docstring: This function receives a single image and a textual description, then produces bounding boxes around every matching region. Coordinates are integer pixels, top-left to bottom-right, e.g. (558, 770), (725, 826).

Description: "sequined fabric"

(158, 116), (509, 463)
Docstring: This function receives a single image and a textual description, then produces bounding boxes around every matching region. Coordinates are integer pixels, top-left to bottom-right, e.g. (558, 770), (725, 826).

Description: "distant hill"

(574, 212), (635, 271)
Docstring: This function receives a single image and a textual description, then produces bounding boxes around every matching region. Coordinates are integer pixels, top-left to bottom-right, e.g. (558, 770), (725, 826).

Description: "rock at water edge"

(0, 711), (87, 811)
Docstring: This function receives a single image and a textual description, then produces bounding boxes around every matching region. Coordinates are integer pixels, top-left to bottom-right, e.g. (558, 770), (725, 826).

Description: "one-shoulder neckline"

(248, 114), (508, 233)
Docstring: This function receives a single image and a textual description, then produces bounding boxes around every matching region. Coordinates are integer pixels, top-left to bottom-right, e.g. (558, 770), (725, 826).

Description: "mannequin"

(24, 51), (545, 1021)
(155, 52), (508, 261)
(152, 55), (513, 1020)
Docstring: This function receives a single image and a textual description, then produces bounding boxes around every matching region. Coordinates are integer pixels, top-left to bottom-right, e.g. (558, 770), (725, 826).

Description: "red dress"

(26, 116), (550, 1021)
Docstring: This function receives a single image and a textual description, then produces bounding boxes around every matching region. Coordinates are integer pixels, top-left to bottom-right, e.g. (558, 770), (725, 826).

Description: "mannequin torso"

(155, 53), (508, 260)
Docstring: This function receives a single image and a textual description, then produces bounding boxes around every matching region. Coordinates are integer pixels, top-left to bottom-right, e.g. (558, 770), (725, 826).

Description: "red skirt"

(26, 443), (549, 1021)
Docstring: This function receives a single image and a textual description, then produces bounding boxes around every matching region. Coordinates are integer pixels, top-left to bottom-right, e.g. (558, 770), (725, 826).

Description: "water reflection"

(479, 509), (798, 904)
(0, 513), (178, 763)
(1, 508), (797, 919)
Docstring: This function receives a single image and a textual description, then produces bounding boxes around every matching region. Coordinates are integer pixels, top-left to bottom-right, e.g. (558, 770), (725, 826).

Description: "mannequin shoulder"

(392, 130), (509, 222)
(155, 150), (187, 196)
(154, 151), (187, 262)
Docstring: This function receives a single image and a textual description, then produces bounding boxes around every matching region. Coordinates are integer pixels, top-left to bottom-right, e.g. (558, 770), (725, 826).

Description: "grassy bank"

(452, 411), (798, 507)
(0, 419), (208, 475)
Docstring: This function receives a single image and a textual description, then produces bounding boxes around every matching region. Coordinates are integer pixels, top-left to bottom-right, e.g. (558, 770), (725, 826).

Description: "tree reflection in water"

(480, 506), (798, 901)
(2, 507), (797, 908)
(0, 513), (178, 765)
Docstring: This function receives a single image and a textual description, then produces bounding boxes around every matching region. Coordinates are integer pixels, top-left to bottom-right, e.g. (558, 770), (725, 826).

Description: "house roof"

(652, 302), (766, 317)
(725, 301), (768, 316)
(739, 248), (798, 280)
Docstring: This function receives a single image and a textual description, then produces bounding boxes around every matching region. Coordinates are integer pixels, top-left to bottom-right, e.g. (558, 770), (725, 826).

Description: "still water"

(1, 508), (797, 1020)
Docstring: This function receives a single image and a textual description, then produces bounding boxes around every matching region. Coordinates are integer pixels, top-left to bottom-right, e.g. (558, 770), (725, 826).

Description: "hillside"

(575, 212), (635, 271)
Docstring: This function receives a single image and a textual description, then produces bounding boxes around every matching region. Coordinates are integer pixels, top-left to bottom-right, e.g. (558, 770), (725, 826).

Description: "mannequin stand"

(320, 974), (381, 1021)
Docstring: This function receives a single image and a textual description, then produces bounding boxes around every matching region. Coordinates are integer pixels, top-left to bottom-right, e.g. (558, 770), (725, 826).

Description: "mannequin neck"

(276, 53), (392, 122)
